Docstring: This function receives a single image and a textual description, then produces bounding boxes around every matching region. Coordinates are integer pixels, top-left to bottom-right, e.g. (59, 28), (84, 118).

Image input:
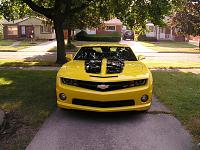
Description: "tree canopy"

(0, 0), (180, 64)
(171, 0), (200, 36)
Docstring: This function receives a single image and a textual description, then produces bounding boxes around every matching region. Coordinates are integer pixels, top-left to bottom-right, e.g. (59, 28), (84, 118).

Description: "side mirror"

(66, 54), (73, 61)
(138, 55), (145, 60)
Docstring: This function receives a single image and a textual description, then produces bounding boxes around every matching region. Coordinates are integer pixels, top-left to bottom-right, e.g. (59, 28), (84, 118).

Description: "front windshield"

(74, 46), (137, 61)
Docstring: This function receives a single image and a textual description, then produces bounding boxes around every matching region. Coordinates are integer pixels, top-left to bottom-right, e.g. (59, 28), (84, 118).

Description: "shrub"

(75, 30), (87, 40)
(138, 34), (157, 42)
(75, 30), (121, 42)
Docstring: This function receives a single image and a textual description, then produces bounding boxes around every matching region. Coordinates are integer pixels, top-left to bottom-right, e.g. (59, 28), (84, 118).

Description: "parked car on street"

(122, 30), (134, 40)
(56, 44), (153, 112)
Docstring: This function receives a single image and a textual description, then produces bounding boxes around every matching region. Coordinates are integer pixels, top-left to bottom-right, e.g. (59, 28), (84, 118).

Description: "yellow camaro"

(56, 44), (153, 112)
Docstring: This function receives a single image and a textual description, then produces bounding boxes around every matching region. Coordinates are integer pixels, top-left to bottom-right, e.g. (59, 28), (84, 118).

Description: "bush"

(75, 30), (88, 40)
(138, 34), (157, 42)
(75, 30), (121, 42)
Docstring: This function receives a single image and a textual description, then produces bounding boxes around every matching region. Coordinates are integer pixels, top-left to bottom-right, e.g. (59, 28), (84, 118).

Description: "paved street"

(121, 40), (200, 62)
(0, 40), (57, 61)
(0, 40), (199, 62)
(26, 97), (193, 150)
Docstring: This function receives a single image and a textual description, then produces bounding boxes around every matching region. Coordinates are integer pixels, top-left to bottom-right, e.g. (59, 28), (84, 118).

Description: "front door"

(26, 26), (34, 38)
(21, 26), (26, 37)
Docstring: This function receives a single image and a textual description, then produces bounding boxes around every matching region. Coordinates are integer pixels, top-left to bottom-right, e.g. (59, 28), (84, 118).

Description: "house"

(189, 36), (200, 46)
(1, 17), (56, 40)
(146, 23), (185, 41)
(86, 18), (123, 35)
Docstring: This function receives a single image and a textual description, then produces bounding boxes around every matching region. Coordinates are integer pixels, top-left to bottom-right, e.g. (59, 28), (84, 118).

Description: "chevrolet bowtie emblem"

(97, 84), (109, 90)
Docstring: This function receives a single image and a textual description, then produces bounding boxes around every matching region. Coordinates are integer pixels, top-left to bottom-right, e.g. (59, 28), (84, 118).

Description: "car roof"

(81, 43), (129, 47)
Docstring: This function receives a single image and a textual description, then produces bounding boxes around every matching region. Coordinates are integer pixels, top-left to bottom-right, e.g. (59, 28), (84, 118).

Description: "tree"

(0, 0), (112, 64)
(171, 0), (200, 36)
(0, 0), (176, 64)
(63, 3), (104, 47)
(112, 0), (173, 37)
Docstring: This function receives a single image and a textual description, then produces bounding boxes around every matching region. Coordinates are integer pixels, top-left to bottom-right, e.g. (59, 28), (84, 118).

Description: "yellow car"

(56, 44), (153, 112)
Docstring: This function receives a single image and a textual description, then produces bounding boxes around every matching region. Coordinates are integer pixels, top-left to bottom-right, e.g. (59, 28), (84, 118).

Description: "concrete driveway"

(26, 97), (193, 150)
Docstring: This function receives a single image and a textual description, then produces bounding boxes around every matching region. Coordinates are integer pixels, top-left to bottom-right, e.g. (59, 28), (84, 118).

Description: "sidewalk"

(120, 40), (157, 53)
(20, 40), (57, 52)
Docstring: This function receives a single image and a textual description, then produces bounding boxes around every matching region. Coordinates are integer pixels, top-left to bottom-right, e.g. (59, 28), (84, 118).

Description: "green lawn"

(0, 40), (16, 46)
(140, 41), (199, 53)
(18, 40), (44, 46)
(0, 59), (200, 69)
(0, 60), (56, 67)
(153, 72), (200, 142)
(142, 60), (200, 69)
(0, 40), (46, 52)
(0, 70), (57, 150)
(0, 70), (199, 149)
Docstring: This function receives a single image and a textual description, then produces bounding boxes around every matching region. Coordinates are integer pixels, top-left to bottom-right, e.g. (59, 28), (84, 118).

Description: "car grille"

(61, 78), (147, 92)
(72, 99), (135, 108)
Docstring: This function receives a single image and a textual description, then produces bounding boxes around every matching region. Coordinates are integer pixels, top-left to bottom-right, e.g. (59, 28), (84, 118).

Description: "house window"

(105, 25), (116, 31)
(7, 26), (18, 35)
(149, 26), (154, 32)
(40, 25), (52, 33)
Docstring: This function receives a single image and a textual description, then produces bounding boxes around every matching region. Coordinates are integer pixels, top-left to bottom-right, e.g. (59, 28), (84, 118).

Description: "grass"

(0, 40), (46, 52)
(140, 41), (200, 53)
(0, 60), (56, 67)
(0, 59), (200, 69)
(0, 70), (57, 150)
(0, 70), (199, 149)
(142, 60), (200, 69)
(0, 40), (16, 46)
(18, 40), (44, 46)
(153, 72), (200, 142)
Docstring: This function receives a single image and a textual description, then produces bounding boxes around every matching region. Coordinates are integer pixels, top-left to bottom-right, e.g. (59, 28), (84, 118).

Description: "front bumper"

(56, 79), (153, 112)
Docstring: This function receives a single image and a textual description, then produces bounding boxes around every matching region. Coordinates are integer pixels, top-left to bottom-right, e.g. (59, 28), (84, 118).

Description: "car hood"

(57, 60), (150, 82)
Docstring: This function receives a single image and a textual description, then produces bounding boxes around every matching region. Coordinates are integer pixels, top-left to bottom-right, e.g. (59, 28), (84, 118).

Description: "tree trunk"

(67, 28), (72, 46)
(54, 20), (66, 64)
(72, 29), (75, 40)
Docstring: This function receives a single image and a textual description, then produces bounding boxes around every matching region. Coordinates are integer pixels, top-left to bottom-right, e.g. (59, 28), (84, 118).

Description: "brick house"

(1, 17), (56, 40)
(146, 23), (185, 41)
(189, 36), (200, 46)
(85, 18), (122, 35)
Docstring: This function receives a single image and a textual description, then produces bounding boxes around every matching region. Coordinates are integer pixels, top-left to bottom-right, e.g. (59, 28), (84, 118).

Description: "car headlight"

(61, 78), (78, 86)
(127, 79), (147, 88)
(134, 79), (147, 86)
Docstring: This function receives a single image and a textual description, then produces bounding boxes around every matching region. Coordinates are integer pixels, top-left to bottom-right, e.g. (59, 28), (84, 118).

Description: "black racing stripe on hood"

(107, 60), (125, 74)
(85, 60), (102, 74)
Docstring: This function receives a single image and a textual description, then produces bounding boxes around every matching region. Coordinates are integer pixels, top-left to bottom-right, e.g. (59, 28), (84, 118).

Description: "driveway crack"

(147, 110), (173, 115)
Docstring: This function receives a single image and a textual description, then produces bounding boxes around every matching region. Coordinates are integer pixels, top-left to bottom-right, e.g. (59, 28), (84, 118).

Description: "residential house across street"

(1, 17), (56, 40)
(145, 22), (185, 41)
(85, 18), (123, 35)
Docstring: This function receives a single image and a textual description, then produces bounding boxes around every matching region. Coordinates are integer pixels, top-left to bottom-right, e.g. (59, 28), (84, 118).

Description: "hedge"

(75, 30), (121, 42)
(138, 34), (157, 42)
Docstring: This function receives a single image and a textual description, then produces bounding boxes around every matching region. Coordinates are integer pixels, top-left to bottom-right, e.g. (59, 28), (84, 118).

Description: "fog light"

(59, 93), (66, 100)
(141, 95), (148, 102)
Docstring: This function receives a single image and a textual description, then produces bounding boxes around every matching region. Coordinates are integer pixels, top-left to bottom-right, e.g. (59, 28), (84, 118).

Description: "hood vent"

(85, 60), (102, 74)
(107, 60), (124, 74)
(90, 75), (118, 78)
